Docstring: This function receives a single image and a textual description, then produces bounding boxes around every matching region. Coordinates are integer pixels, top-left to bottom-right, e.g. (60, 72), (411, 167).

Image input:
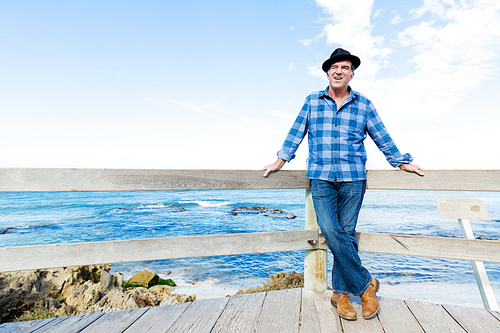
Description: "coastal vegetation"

(13, 309), (57, 322)
(123, 277), (176, 289)
(236, 270), (304, 294)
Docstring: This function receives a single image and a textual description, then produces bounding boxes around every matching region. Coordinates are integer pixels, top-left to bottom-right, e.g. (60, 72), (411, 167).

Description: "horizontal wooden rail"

(0, 230), (319, 273)
(2, 230), (500, 273)
(366, 170), (500, 191)
(0, 168), (308, 192)
(1, 168), (500, 192)
(356, 233), (500, 263)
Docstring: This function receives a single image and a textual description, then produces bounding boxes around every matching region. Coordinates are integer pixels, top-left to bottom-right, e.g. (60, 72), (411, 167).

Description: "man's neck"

(328, 86), (350, 100)
(328, 86), (350, 110)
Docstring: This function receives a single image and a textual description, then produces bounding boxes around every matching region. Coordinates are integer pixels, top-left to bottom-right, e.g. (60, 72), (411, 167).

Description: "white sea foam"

(136, 203), (172, 209)
(178, 200), (233, 207)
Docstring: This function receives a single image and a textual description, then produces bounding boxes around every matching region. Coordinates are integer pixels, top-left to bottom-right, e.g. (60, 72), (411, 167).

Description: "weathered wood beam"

(3, 230), (500, 273)
(0, 168), (309, 192)
(352, 233), (500, 263)
(366, 170), (500, 191)
(1, 168), (500, 192)
(0, 230), (319, 273)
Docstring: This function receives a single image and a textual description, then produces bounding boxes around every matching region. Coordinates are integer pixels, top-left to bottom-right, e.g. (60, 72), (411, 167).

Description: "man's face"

(327, 60), (354, 91)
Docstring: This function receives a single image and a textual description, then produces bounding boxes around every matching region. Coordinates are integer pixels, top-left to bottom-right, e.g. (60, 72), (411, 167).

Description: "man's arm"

(399, 163), (425, 176)
(263, 158), (286, 177)
(263, 96), (311, 178)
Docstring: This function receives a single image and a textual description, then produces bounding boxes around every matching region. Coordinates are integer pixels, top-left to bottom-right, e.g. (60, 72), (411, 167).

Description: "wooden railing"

(1, 169), (499, 306)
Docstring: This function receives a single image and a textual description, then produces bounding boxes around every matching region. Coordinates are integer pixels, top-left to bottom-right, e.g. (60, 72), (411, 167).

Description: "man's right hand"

(263, 158), (286, 177)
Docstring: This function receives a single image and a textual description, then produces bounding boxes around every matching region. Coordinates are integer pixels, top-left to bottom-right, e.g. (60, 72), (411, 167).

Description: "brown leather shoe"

(360, 278), (380, 319)
(331, 292), (357, 321)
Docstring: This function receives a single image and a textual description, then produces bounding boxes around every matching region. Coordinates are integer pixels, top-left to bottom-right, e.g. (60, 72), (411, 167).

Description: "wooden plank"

(35, 312), (105, 333)
(165, 297), (230, 332)
(353, 233), (500, 263)
(489, 310), (500, 321)
(404, 300), (466, 333)
(376, 297), (424, 332)
(211, 293), (266, 333)
(0, 230), (319, 272)
(0, 168), (309, 192)
(3, 230), (500, 274)
(341, 295), (384, 333)
(254, 289), (302, 332)
(122, 303), (191, 332)
(314, 291), (342, 333)
(366, 170), (500, 191)
(301, 290), (342, 333)
(300, 288), (322, 333)
(79, 308), (148, 333)
(2, 168), (500, 193)
(4, 230), (500, 273)
(443, 303), (500, 333)
(0, 317), (58, 333)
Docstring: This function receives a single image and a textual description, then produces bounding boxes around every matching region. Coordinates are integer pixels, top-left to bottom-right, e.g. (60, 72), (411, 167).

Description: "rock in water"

(100, 269), (115, 291)
(126, 270), (159, 288)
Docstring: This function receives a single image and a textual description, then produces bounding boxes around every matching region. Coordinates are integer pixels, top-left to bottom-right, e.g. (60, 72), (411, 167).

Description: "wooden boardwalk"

(1, 288), (500, 332)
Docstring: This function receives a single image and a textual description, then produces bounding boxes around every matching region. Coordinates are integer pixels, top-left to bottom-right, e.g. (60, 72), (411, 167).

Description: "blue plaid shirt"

(277, 87), (413, 182)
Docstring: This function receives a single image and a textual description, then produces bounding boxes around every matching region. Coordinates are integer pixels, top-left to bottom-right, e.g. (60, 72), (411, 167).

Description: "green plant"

(123, 278), (176, 289)
(14, 309), (57, 322)
(157, 278), (176, 287)
(123, 282), (145, 289)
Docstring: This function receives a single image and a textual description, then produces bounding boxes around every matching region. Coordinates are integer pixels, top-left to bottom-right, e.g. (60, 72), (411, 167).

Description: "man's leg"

(311, 179), (371, 295)
(337, 180), (380, 319)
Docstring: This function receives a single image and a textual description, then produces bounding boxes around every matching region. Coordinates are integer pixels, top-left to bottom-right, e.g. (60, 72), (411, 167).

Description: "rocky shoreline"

(0, 265), (195, 323)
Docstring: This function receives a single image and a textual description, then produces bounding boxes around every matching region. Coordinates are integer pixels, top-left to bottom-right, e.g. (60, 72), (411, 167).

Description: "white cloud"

(390, 14), (404, 24)
(384, 0), (500, 120)
(313, 0), (500, 122)
(314, 0), (392, 80)
(307, 64), (326, 79)
(297, 31), (326, 47)
(373, 9), (384, 18)
(308, 0), (500, 170)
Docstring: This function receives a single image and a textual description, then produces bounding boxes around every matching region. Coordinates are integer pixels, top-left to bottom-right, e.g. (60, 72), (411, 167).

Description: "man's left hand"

(399, 163), (425, 176)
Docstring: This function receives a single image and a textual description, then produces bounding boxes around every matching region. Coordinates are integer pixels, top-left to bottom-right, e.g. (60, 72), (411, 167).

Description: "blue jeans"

(311, 179), (372, 295)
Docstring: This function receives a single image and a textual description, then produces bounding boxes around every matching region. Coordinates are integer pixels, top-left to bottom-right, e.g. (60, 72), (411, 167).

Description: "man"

(263, 48), (424, 320)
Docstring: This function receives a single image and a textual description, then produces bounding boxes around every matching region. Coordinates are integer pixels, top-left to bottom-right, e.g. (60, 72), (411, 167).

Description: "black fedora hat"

(322, 48), (361, 72)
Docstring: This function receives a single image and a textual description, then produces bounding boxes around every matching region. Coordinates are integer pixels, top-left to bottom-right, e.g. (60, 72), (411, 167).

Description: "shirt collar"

(320, 86), (359, 101)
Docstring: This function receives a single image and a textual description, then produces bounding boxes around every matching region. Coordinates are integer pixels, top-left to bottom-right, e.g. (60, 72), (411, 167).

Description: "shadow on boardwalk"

(1, 288), (500, 332)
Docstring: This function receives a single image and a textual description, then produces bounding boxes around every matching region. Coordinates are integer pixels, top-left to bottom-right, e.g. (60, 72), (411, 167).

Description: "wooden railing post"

(304, 186), (327, 291)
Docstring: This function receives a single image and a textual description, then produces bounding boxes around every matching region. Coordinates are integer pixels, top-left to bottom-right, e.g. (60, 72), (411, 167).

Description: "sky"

(1, 0), (499, 171)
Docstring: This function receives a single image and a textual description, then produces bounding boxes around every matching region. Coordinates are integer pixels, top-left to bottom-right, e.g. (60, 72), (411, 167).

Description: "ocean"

(1, 189), (499, 307)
